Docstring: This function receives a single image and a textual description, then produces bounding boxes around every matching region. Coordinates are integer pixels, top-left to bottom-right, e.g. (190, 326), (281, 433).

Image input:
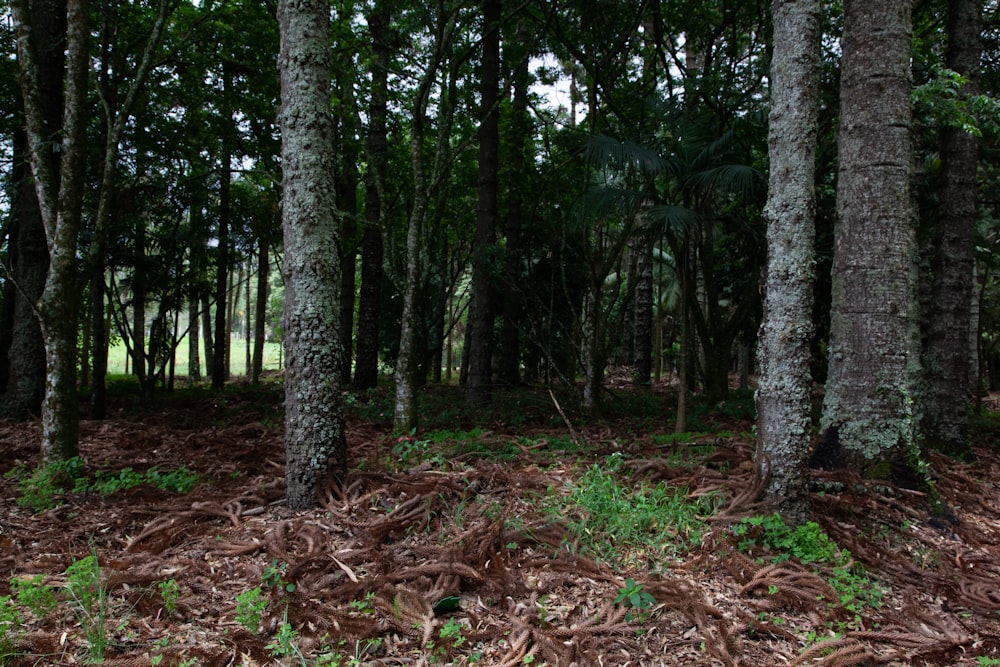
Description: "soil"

(2, 382), (1000, 666)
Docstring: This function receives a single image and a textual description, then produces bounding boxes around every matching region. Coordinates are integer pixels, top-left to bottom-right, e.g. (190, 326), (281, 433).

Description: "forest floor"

(2, 378), (1000, 667)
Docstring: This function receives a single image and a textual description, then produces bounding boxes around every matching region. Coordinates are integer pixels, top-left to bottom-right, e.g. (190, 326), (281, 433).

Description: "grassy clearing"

(105, 335), (283, 377)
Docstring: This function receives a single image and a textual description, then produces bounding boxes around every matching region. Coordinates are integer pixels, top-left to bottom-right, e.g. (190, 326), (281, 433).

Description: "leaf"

(432, 595), (461, 614)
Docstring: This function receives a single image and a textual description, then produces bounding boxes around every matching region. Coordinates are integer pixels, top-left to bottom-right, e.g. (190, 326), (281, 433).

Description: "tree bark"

(2, 0), (62, 420)
(821, 0), (922, 482)
(336, 74), (359, 387)
(212, 66), (233, 390)
(353, 1), (389, 391)
(466, 0), (501, 408)
(278, 0), (346, 508)
(13, 0), (90, 463)
(755, 0), (821, 524)
(920, 0), (980, 458)
(252, 237), (269, 383)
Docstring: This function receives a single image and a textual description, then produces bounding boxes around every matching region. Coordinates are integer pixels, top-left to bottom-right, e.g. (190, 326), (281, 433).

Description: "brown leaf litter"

(1, 386), (999, 666)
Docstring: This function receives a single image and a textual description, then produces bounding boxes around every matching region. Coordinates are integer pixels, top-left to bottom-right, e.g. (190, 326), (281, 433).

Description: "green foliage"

(733, 514), (838, 564)
(976, 656), (1000, 666)
(64, 554), (110, 662)
(553, 454), (719, 566)
(912, 66), (1000, 138)
(5, 457), (85, 512)
(5, 458), (198, 511)
(0, 596), (21, 665)
(614, 578), (656, 610)
(10, 575), (57, 619)
(265, 611), (301, 661)
(144, 467), (199, 494)
(234, 587), (266, 634)
(158, 579), (180, 618)
(733, 514), (885, 614)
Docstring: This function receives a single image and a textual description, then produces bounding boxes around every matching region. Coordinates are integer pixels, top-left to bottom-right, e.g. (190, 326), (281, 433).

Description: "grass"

(106, 335), (283, 377)
(552, 453), (720, 568)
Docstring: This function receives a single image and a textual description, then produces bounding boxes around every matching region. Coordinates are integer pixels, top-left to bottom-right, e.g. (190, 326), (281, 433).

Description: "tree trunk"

(821, 0), (922, 482)
(212, 69), (233, 390)
(189, 295), (201, 381)
(13, 0), (89, 463)
(201, 294), (214, 379)
(353, 1), (389, 391)
(755, 0), (821, 524)
(252, 237), (269, 383)
(633, 235), (654, 385)
(336, 75), (359, 387)
(393, 1), (457, 432)
(278, 0), (346, 508)
(2, 0), (61, 420)
(465, 0), (502, 408)
(499, 28), (529, 387)
(1, 133), (48, 419)
(920, 0), (980, 458)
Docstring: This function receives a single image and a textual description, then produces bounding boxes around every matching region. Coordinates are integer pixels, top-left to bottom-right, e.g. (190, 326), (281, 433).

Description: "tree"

(353, 0), (390, 390)
(2, 0), (62, 422)
(920, 0), (981, 458)
(12, 0), (89, 462)
(821, 0), (922, 482)
(465, 0), (502, 407)
(755, 0), (821, 524)
(278, 0), (347, 507)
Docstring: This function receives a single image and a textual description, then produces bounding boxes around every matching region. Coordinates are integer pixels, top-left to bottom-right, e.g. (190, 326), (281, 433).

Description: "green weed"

(234, 587), (266, 634)
(5, 456), (85, 512)
(733, 513), (885, 614)
(0, 596), (21, 666)
(553, 455), (719, 567)
(65, 554), (110, 662)
(158, 579), (180, 618)
(10, 575), (57, 619)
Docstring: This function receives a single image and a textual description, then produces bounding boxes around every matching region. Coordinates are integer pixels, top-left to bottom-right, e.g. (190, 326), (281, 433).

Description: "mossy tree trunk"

(755, 0), (821, 524)
(821, 0), (922, 482)
(278, 0), (347, 508)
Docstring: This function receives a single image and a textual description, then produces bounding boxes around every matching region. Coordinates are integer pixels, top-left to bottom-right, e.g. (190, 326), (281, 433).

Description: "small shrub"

(10, 575), (57, 619)
(158, 579), (180, 617)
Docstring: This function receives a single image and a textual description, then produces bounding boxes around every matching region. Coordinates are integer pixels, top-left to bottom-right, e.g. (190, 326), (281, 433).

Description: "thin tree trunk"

(212, 69), (232, 390)
(252, 237), (269, 383)
(188, 294), (200, 380)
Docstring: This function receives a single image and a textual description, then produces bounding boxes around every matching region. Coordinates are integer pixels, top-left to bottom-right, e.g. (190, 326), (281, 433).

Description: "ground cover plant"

(1, 379), (1000, 665)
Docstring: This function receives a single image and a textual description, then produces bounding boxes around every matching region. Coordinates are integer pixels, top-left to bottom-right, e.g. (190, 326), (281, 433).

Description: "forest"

(4, 0), (1000, 664)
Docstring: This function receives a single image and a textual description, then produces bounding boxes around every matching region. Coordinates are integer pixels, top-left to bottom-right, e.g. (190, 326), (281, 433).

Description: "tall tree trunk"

(336, 75), (359, 387)
(465, 0), (501, 407)
(201, 294), (214, 379)
(13, 0), (89, 463)
(353, 2), (389, 391)
(394, 1), (457, 432)
(2, 0), (61, 420)
(633, 235), (654, 385)
(188, 294), (201, 380)
(821, 0), (922, 482)
(755, 0), (821, 524)
(920, 0), (980, 458)
(1, 131), (48, 419)
(212, 67), (233, 390)
(278, 0), (346, 508)
(252, 237), (269, 383)
(499, 25), (529, 387)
